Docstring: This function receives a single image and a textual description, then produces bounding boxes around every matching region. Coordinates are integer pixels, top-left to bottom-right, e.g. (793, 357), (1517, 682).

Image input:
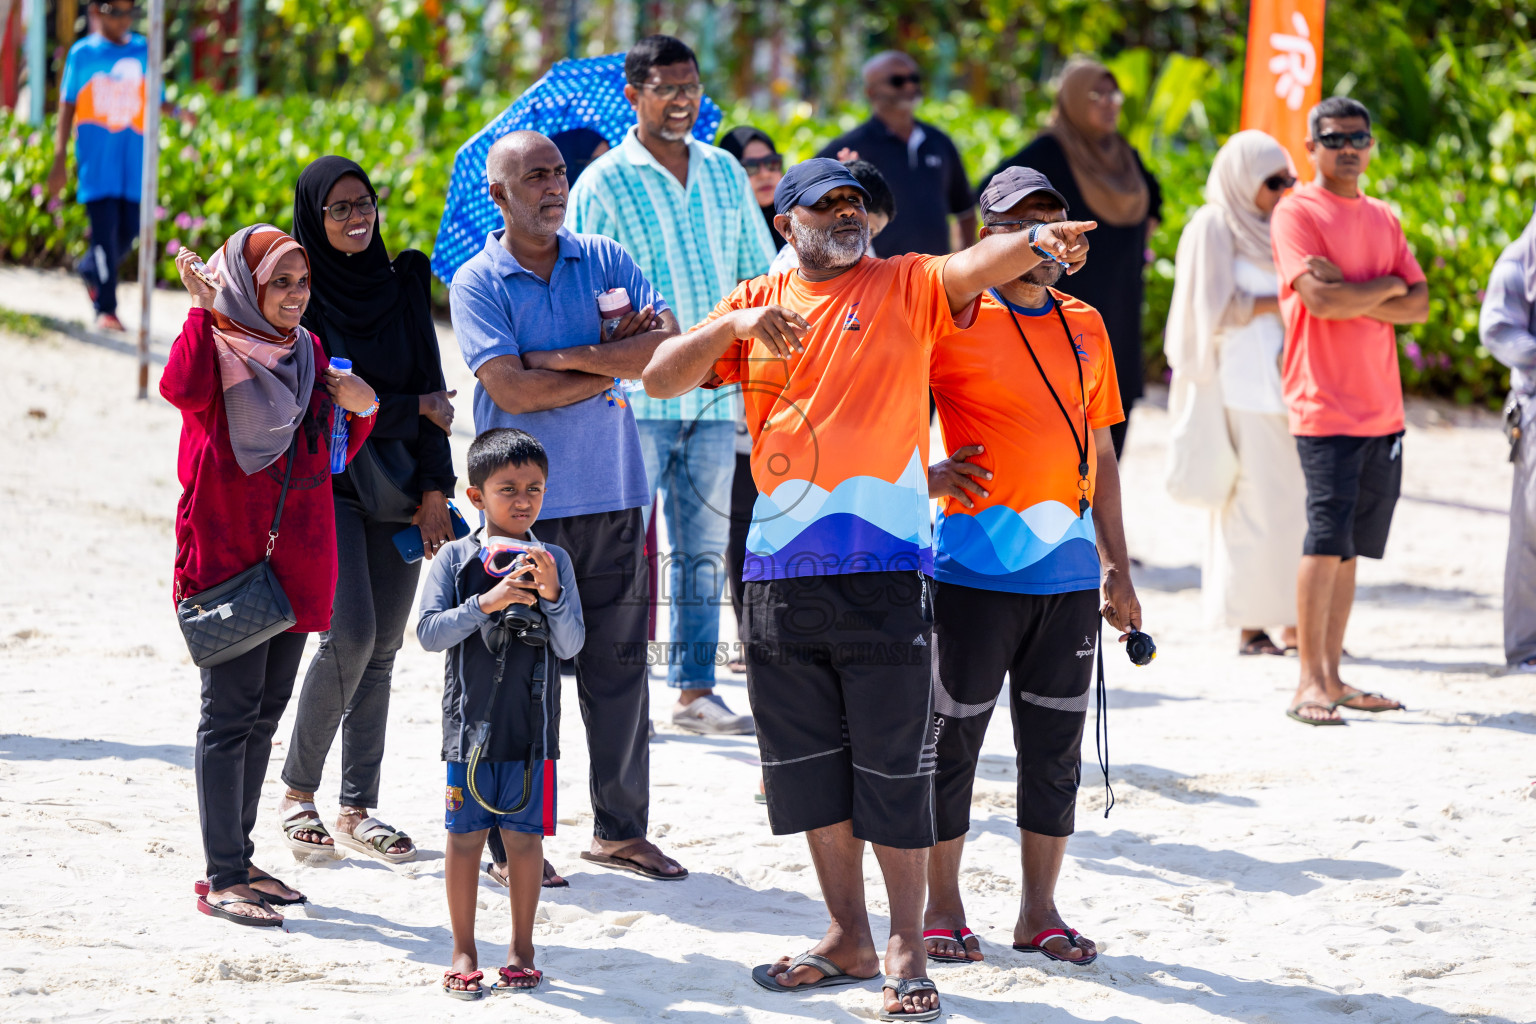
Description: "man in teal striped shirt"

(569, 35), (775, 735)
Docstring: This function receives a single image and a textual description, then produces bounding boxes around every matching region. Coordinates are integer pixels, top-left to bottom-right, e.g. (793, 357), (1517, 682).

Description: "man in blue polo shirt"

(450, 129), (688, 883)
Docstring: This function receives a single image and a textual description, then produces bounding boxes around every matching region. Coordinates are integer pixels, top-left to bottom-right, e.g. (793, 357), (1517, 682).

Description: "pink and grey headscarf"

(205, 224), (315, 474)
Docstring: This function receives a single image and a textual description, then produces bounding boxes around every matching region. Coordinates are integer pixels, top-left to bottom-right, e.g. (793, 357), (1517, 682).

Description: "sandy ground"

(2, 268), (1534, 1024)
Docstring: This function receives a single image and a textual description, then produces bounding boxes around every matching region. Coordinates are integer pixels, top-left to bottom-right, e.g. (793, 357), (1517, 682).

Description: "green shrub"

(3, 81), (1530, 405)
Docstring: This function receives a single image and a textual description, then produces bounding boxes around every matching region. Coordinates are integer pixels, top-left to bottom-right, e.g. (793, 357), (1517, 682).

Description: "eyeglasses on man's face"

(642, 82), (704, 102)
(97, 3), (140, 17)
(1316, 130), (1374, 151)
(886, 73), (922, 89)
(322, 194), (378, 222)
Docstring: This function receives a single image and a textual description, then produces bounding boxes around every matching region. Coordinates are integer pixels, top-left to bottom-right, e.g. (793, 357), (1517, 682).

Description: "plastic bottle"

(328, 357), (352, 474)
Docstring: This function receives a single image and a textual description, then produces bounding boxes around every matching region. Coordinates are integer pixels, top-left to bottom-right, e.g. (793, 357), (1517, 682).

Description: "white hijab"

(1164, 130), (1292, 380)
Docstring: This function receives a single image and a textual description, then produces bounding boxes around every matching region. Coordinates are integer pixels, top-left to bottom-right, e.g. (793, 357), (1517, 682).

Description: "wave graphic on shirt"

(744, 449), (932, 578)
(934, 501), (1100, 589)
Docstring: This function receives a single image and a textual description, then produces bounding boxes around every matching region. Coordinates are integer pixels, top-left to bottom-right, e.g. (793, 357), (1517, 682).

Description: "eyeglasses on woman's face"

(1316, 130), (1374, 150)
(1263, 173), (1298, 192)
(1088, 89), (1124, 106)
(741, 155), (783, 176)
(322, 194), (378, 222)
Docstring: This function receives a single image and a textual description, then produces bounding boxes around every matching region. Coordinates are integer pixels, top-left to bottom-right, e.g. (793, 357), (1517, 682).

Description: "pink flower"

(1436, 352), (1452, 369)
(165, 238), (181, 255)
(1477, 289), (1486, 302)
(192, 216), (206, 230)
(180, 145), (197, 161)
(1433, 256), (1446, 270)
(46, 198), (61, 213)
(155, 205), (167, 219)
(175, 212), (193, 230)
(1404, 341), (1424, 370)
(27, 132), (41, 147)
(30, 184), (43, 200)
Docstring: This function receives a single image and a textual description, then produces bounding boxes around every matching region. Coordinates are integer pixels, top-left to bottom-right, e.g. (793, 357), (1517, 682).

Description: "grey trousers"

(281, 497), (421, 807)
(1507, 402), (1536, 664)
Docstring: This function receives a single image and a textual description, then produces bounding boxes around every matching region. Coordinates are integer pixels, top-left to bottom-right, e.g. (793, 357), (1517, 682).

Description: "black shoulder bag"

(176, 437), (300, 668)
(327, 324), (422, 523)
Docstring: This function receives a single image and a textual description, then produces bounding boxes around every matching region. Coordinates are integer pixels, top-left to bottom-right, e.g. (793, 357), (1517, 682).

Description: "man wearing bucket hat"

(644, 157), (1096, 1023)
(922, 166), (1140, 967)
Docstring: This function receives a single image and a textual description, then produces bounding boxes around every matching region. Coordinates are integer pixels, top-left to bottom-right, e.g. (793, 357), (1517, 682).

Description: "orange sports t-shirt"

(930, 289), (1123, 594)
(707, 253), (964, 580)
(1270, 185), (1425, 437)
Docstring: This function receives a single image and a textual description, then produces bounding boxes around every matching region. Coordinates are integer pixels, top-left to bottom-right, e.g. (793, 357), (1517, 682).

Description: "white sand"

(1, 268), (1533, 1023)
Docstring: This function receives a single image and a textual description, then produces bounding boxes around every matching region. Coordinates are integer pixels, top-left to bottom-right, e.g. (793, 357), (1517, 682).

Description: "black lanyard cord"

(996, 291), (1093, 515)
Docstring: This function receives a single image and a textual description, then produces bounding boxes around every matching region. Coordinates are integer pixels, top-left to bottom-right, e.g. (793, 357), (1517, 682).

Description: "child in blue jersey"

(416, 429), (583, 999)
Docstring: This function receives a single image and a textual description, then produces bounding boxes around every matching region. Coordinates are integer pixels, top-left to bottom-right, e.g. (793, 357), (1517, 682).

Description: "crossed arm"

(478, 308), (680, 416)
(1292, 256), (1428, 324)
(643, 220), (1097, 398)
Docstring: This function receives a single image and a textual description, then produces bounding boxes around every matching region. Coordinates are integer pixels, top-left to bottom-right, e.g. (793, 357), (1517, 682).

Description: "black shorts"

(932, 583), (1100, 841)
(741, 572), (937, 850)
(1296, 432), (1404, 560)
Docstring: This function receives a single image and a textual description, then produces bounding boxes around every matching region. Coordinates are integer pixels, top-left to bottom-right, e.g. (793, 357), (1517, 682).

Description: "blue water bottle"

(328, 357), (352, 474)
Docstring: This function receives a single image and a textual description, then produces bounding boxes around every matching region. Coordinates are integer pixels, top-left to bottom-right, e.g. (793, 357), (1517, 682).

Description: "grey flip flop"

(880, 975), (942, 1021)
(751, 951), (875, 992)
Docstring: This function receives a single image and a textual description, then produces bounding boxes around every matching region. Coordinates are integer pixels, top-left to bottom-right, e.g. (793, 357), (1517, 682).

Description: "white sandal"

(281, 801), (343, 861)
(333, 815), (417, 864)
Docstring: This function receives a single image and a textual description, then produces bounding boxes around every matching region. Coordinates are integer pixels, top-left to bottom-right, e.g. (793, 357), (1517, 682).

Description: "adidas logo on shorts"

(912, 634), (928, 646)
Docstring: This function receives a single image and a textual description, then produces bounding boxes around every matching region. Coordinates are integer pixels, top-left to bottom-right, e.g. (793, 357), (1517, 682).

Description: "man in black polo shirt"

(817, 50), (975, 257)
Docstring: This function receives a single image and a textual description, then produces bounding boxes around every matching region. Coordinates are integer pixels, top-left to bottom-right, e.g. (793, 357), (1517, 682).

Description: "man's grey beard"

(656, 117), (695, 142)
(793, 219), (871, 270)
(1020, 260), (1063, 288)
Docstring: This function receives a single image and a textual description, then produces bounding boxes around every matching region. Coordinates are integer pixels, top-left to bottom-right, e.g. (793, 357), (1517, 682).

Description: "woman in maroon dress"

(162, 225), (378, 927)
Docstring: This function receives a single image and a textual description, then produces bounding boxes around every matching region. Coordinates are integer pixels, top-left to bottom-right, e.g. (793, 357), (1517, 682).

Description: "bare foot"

(337, 805), (413, 856)
(764, 932), (879, 989)
(590, 837), (686, 877)
(247, 867), (303, 903)
(445, 951), (481, 995)
(1015, 908), (1097, 962)
(206, 884), (282, 924)
(279, 790), (334, 849)
(882, 933), (941, 1016)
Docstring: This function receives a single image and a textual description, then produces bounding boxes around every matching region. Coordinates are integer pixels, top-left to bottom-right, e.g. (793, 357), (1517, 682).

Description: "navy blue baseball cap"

(979, 166), (1069, 214)
(773, 158), (871, 217)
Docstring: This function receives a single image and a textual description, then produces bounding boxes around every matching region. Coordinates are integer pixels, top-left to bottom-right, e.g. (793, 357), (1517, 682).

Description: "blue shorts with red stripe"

(444, 759), (556, 836)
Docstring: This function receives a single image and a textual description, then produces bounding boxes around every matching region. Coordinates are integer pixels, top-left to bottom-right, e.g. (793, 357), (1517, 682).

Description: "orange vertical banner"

(1240, 0), (1326, 181)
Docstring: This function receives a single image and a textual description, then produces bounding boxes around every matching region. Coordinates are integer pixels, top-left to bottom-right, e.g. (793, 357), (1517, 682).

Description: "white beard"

(792, 219), (870, 271)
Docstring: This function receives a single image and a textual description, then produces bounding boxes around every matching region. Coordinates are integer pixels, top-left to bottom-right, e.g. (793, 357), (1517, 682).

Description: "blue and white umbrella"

(430, 53), (724, 283)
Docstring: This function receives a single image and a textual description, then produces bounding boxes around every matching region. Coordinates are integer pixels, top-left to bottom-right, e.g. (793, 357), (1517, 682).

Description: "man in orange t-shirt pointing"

(1270, 97), (1427, 727)
(644, 158), (1095, 1023)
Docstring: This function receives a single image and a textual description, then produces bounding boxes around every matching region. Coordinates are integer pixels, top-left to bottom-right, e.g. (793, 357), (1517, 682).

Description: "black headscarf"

(292, 155), (409, 340)
(717, 126), (785, 249)
(551, 128), (609, 185)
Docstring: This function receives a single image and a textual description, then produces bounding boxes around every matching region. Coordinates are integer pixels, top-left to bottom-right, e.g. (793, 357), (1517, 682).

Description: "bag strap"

(264, 435), (299, 560)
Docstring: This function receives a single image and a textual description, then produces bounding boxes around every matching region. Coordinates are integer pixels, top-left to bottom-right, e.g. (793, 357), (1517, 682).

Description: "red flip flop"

(491, 965), (543, 992)
(1012, 927), (1097, 965)
(923, 927), (980, 963)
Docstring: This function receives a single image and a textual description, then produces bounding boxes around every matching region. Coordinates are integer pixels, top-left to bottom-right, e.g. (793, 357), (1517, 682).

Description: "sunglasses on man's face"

(1263, 174), (1297, 192)
(1316, 130), (1374, 151)
(741, 156), (783, 176)
(887, 73), (922, 89)
(97, 3), (140, 16)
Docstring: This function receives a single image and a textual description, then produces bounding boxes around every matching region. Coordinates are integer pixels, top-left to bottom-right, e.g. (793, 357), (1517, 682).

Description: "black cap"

(773, 158), (871, 217)
(978, 166), (1069, 214)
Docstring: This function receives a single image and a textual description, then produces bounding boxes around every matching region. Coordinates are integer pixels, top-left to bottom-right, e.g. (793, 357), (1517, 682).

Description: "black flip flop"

(482, 859), (570, 889)
(751, 951), (875, 992)
(1013, 927), (1098, 965)
(580, 840), (688, 881)
(1287, 700), (1347, 726)
(193, 876), (306, 905)
(1331, 688), (1405, 713)
(197, 894), (283, 928)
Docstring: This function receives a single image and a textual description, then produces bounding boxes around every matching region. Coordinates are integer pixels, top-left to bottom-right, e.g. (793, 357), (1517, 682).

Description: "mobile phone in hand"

(393, 501), (470, 563)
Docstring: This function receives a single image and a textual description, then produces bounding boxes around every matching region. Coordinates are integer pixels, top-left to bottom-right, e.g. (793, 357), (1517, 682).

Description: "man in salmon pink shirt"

(1270, 97), (1428, 726)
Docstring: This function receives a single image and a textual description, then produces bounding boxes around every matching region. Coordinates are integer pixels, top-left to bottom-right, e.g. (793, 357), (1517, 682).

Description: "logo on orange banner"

(1240, 0), (1326, 181)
